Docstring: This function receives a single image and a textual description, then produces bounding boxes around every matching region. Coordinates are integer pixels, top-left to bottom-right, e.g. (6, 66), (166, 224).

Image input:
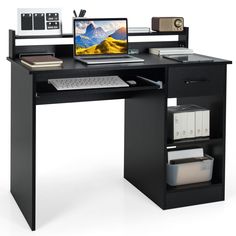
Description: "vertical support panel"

(11, 63), (36, 230)
(179, 27), (189, 48)
(9, 30), (15, 59)
(124, 90), (167, 209)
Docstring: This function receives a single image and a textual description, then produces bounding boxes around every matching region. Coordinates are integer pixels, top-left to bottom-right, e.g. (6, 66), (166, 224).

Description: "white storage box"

(167, 148), (214, 186)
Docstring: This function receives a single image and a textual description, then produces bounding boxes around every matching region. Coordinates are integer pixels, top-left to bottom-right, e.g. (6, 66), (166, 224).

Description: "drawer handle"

(185, 79), (208, 85)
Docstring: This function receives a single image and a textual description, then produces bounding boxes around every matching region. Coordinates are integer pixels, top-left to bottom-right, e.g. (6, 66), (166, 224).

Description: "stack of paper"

(149, 47), (193, 55)
(128, 27), (150, 33)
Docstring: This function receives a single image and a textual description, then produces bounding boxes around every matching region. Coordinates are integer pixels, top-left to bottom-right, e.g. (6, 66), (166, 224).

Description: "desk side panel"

(11, 63), (36, 230)
(124, 90), (166, 208)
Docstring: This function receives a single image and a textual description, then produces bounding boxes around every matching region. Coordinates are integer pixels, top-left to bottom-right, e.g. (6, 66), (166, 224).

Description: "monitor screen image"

(74, 19), (128, 56)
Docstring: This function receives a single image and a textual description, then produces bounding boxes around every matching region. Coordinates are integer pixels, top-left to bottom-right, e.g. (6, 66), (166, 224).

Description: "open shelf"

(166, 94), (225, 206)
(165, 182), (224, 209)
(167, 137), (223, 148)
(14, 28), (188, 39)
(167, 181), (222, 193)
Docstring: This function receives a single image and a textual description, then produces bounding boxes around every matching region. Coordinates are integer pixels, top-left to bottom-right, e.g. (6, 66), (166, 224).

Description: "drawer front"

(168, 65), (225, 97)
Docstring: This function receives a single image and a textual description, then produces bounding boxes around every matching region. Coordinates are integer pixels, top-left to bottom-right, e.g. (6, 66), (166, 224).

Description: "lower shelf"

(167, 180), (221, 192)
(167, 137), (223, 148)
(165, 182), (224, 209)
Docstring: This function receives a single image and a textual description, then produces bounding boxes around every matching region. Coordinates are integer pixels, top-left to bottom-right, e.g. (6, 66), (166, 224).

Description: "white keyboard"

(48, 76), (129, 91)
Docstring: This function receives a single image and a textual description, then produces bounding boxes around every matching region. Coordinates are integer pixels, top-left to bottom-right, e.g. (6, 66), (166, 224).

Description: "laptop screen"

(73, 18), (128, 56)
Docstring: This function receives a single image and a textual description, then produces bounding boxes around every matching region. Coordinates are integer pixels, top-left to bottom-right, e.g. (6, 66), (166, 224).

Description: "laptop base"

(75, 55), (144, 65)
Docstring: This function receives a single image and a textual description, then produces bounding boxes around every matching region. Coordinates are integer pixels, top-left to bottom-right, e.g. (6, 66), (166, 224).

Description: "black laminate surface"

(8, 53), (231, 77)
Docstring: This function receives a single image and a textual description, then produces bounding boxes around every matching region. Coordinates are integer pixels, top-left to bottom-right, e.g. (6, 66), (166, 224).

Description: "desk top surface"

(8, 53), (232, 76)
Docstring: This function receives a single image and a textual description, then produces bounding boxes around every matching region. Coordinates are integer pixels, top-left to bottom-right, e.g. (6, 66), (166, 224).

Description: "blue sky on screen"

(75, 20), (126, 35)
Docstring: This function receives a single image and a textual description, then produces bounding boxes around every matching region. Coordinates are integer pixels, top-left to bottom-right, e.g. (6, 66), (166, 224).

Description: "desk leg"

(124, 91), (166, 209)
(10, 64), (36, 230)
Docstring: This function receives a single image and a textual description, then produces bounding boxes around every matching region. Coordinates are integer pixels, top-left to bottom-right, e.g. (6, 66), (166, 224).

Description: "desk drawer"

(168, 65), (225, 97)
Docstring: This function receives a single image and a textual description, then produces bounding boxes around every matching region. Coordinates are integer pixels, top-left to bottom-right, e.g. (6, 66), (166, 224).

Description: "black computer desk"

(7, 28), (232, 230)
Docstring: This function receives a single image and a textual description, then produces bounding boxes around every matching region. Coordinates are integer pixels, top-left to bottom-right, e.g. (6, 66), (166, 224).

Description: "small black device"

(126, 80), (137, 86)
(21, 14), (33, 30)
(164, 54), (214, 63)
(33, 13), (45, 30)
(46, 13), (59, 21)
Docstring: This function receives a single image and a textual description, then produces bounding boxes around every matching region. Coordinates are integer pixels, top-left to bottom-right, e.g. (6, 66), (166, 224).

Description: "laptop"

(73, 18), (144, 65)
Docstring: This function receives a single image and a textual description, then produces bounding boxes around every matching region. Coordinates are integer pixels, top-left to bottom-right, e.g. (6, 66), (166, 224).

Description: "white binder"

(202, 110), (210, 137)
(186, 111), (195, 138)
(174, 112), (187, 140)
(195, 110), (203, 137)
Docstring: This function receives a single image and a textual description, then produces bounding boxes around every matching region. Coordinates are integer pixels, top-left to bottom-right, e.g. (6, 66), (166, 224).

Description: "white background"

(0, 1), (235, 235)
